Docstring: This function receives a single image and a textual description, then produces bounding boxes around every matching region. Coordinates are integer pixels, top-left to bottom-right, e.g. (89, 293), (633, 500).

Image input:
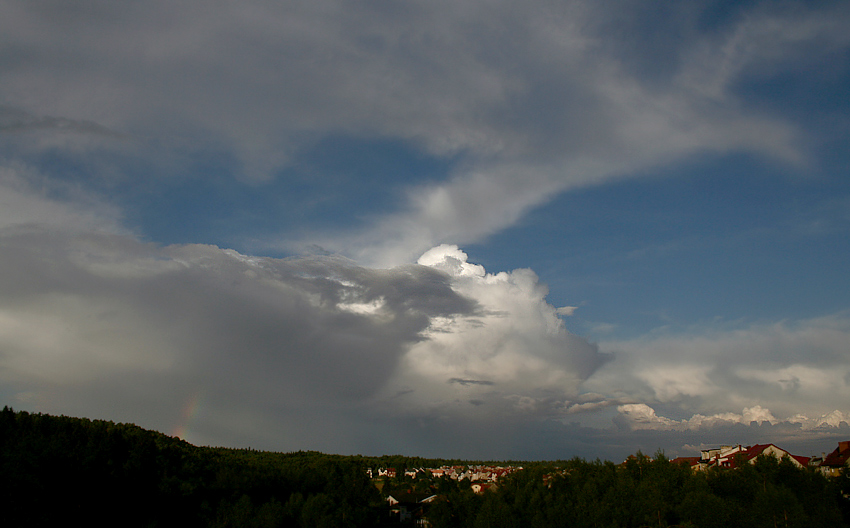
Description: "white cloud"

(556, 306), (579, 317)
(612, 403), (850, 461)
(616, 403), (682, 431)
(588, 313), (850, 440)
(806, 410), (850, 428)
(615, 403), (850, 433)
(381, 245), (604, 420)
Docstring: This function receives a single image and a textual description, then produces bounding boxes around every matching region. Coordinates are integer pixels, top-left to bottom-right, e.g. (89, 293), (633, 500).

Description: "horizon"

(1, 0), (850, 463)
(8, 402), (848, 464)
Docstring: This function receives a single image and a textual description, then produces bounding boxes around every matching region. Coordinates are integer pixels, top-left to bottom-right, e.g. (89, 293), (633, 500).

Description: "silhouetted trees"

(424, 452), (850, 528)
(2, 407), (849, 527)
(0, 407), (379, 527)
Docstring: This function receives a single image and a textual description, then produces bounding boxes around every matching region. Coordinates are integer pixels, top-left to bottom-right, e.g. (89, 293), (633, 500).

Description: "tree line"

(0, 407), (379, 527)
(2, 407), (849, 527)
(422, 453), (850, 528)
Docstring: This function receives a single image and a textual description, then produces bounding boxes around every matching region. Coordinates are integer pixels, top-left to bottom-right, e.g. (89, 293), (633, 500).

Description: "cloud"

(379, 245), (606, 422)
(288, 1), (848, 265)
(448, 378), (495, 387)
(0, 164), (123, 233)
(0, 1), (848, 460)
(1, 224), (846, 458)
(0, 231), (606, 455)
(581, 313), (850, 448)
(556, 306), (579, 317)
(605, 402), (850, 461)
(0, 228), (475, 445)
(615, 404), (780, 432)
(4, 1), (847, 263)
(615, 403), (684, 431)
(0, 105), (125, 139)
(675, 2), (850, 102)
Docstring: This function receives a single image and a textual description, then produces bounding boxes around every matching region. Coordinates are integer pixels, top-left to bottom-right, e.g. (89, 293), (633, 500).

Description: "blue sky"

(471, 152), (850, 339)
(1, 0), (849, 461)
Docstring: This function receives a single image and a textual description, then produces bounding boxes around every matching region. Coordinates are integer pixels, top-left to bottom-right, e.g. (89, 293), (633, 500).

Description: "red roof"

(741, 444), (773, 462)
(790, 455), (811, 467)
(713, 444), (806, 469)
(822, 441), (850, 468)
(671, 457), (701, 467)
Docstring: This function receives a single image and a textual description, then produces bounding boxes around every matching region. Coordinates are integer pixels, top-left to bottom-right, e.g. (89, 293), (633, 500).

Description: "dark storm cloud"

(0, 228), (616, 454)
(0, 226), (477, 443)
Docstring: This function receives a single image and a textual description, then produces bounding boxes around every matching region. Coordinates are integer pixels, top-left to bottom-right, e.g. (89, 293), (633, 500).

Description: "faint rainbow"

(172, 392), (202, 440)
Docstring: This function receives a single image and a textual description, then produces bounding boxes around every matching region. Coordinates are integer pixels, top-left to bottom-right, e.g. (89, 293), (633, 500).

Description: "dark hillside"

(0, 407), (380, 527)
(2, 407), (849, 528)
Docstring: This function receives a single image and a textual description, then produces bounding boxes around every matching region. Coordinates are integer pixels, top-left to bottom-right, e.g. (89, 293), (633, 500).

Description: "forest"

(2, 407), (849, 527)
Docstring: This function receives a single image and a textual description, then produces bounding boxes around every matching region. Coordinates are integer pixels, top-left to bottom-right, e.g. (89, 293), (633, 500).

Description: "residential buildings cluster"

(817, 440), (850, 477)
(369, 464), (522, 486)
(377, 442), (850, 525)
(671, 440), (850, 476)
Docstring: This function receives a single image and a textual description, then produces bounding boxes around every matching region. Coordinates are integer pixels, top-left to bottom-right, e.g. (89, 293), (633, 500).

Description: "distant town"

(371, 440), (850, 524)
(370, 464), (523, 494)
(371, 440), (850, 488)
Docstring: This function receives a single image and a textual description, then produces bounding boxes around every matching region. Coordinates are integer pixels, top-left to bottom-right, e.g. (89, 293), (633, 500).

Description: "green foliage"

(0, 406), (379, 527)
(423, 452), (849, 528)
(3, 407), (848, 528)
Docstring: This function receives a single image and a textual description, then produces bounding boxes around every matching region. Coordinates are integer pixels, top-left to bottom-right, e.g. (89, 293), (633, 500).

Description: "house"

(700, 444), (746, 468)
(729, 444), (809, 469)
(820, 440), (850, 477)
(387, 492), (437, 523)
(378, 467), (397, 479)
(692, 443), (808, 470)
(671, 456), (702, 470)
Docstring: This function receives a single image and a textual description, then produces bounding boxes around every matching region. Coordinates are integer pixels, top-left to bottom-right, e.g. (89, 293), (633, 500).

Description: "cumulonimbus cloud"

(0, 223), (605, 453)
(0, 226), (470, 440)
(379, 244), (606, 419)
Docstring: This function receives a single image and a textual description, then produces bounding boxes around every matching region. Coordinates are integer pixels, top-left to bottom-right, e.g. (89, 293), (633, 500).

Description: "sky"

(1, 0), (849, 462)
